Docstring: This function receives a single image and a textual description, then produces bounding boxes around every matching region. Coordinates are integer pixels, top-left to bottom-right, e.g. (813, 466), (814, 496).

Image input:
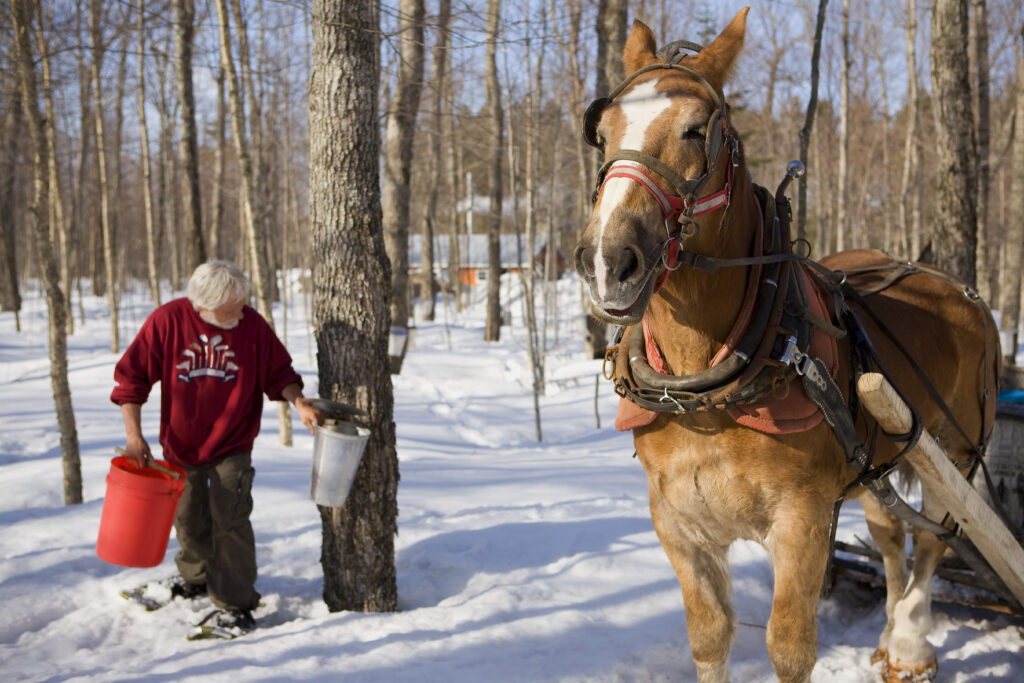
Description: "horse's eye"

(682, 126), (706, 142)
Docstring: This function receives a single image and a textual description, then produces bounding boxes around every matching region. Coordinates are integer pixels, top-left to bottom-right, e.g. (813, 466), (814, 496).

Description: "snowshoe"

(186, 608), (256, 641)
(121, 577), (207, 612)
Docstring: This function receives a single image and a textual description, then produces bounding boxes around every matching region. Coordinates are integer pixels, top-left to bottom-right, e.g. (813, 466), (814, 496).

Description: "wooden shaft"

(856, 372), (1024, 606)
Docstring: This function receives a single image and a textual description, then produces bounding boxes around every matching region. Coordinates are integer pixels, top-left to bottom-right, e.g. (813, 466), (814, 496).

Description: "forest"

(3, 0), (1022, 338)
(3, 0), (1024, 611)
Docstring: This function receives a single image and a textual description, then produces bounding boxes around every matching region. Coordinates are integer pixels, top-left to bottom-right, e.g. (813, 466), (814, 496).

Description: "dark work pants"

(174, 451), (260, 611)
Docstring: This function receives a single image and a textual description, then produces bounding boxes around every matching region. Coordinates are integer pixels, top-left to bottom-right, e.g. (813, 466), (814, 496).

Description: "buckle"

(779, 335), (803, 368)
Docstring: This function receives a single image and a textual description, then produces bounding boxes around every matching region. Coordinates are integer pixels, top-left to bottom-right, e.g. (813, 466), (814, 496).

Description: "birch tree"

(382, 0), (425, 342)
(483, 0), (503, 342)
(33, 1), (72, 333)
(797, 0), (829, 245)
(214, 0), (293, 446)
(136, 0), (160, 306)
(422, 0), (452, 324)
(209, 66), (226, 259)
(899, 0), (921, 260)
(11, 0), (82, 505)
(836, 0), (851, 252)
(89, 0), (119, 352)
(171, 0), (206, 274)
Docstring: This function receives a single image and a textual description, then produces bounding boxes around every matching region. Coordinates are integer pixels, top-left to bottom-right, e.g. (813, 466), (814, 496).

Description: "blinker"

(583, 97), (610, 149)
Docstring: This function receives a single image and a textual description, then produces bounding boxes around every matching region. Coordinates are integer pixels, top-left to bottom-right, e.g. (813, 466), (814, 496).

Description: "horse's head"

(574, 9), (749, 325)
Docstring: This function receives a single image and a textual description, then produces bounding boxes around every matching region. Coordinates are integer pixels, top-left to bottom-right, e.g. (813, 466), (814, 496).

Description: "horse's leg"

(856, 490), (909, 663)
(765, 512), (831, 683)
(878, 481), (952, 683)
(649, 492), (734, 683)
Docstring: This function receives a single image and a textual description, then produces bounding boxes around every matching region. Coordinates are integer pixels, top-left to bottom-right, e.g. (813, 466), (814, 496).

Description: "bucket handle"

(114, 447), (183, 480)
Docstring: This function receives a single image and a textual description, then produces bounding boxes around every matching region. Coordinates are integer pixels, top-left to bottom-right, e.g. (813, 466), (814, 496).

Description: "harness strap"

(601, 162), (686, 222)
(842, 283), (986, 463)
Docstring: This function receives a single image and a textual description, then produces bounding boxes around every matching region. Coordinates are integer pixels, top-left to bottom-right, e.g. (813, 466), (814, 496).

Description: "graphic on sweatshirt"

(176, 334), (239, 383)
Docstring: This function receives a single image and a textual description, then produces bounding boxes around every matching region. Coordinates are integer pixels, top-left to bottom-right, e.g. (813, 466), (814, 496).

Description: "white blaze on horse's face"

(575, 78), (682, 325)
(593, 79), (673, 302)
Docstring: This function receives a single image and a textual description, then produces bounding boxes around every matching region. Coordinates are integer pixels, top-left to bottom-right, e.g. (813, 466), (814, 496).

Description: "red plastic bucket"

(96, 456), (186, 567)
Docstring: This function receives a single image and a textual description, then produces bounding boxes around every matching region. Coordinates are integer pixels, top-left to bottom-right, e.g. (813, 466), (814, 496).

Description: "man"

(111, 260), (323, 632)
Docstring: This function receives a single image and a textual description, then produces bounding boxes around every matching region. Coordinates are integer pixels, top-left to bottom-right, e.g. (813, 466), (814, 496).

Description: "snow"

(1, 275), (1022, 682)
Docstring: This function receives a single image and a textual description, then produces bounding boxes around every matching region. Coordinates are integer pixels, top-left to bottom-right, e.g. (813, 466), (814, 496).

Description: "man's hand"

(122, 433), (152, 468)
(120, 403), (152, 467)
(294, 397), (326, 435)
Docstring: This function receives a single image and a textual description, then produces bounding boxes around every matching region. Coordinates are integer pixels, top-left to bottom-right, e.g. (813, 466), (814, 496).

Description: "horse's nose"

(611, 246), (642, 284)
(575, 240), (646, 302)
(573, 245), (595, 281)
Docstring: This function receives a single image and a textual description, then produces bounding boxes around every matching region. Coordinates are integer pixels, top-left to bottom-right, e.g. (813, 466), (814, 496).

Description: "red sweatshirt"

(111, 298), (302, 467)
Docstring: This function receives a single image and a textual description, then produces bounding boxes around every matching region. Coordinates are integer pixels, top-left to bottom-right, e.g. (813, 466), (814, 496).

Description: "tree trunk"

(423, 0), (451, 324)
(899, 0), (920, 260)
(483, 0), (503, 342)
(281, 29), (298, 346)
(112, 35), (128, 299)
(33, 2), (72, 334)
(72, 5), (90, 324)
(584, 0), (627, 359)
(11, 0), (82, 505)
(549, 0), (588, 227)
(930, 0), (978, 285)
(596, 0), (627, 95)
(382, 0), (425, 338)
(872, 37), (894, 253)
(521, 3), (546, 437)
(214, 0), (292, 445)
(836, 0), (850, 252)
(171, 0), (206, 274)
(309, 0), (398, 612)
(797, 0), (829, 245)
(210, 66), (226, 260)
(1002, 40), (1024, 364)
(136, 0), (160, 306)
(154, 46), (177, 289)
(443, 30), (460, 309)
(89, 0), (119, 353)
(230, 0), (275, 306)
(0, 66), (23, 325)
(969, 0), (991, 301)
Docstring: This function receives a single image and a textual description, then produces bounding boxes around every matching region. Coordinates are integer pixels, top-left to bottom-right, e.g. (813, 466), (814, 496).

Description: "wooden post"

(856, 372), (1024, 606)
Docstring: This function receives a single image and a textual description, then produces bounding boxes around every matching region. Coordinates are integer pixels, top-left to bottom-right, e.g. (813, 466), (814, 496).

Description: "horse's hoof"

(879, 656), (937, 683)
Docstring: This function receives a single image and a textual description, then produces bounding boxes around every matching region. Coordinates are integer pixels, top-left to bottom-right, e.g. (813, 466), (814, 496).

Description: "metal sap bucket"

(309, 399), (370, 508)
(986, 366), (1024, 535)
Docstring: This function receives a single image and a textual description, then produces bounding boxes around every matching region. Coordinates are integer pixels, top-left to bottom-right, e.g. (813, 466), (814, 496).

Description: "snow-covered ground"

(1, 275), (1021, 682)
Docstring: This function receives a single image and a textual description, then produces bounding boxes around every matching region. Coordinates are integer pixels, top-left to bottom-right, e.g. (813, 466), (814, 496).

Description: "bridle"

(582, 55), (740, 283)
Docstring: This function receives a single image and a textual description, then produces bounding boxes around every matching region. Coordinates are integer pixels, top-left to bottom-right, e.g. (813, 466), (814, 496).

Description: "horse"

(573, 9), (1001, 683)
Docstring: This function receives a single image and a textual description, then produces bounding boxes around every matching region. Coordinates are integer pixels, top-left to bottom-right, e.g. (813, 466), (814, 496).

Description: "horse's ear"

(694, 7), (749, 91)
(623, 20), (659, 73)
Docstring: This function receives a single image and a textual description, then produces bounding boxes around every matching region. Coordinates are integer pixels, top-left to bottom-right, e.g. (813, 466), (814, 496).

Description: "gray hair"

(187, 260), (252, 310)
